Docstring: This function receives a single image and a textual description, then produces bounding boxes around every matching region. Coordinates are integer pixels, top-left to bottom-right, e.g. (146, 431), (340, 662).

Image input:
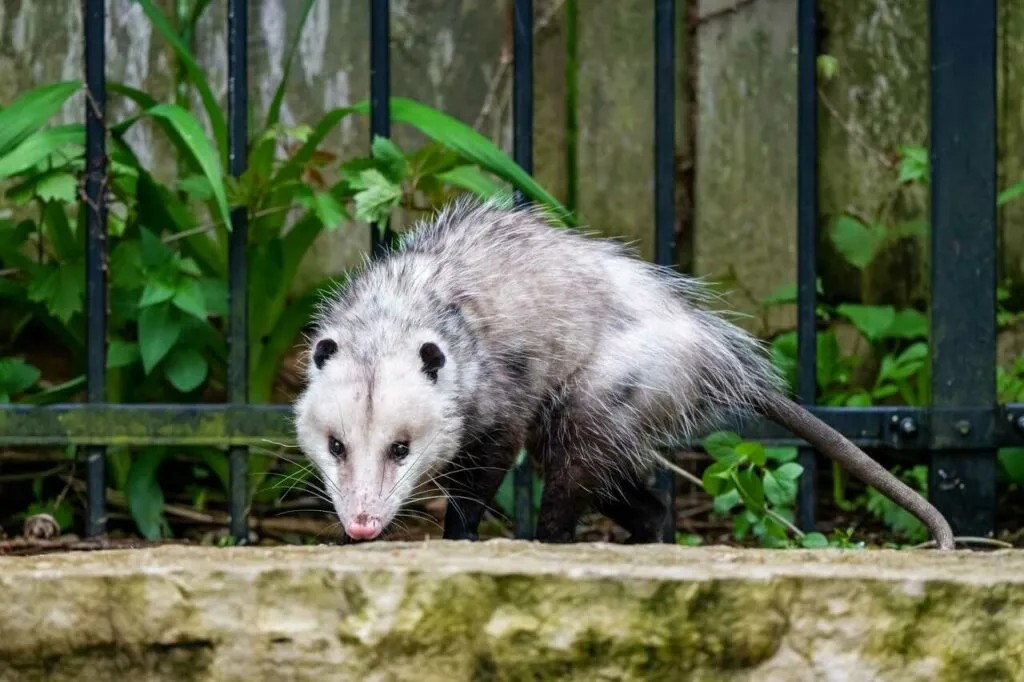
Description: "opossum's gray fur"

(312, 196), (777, 480)
(295, 195), (955, 549)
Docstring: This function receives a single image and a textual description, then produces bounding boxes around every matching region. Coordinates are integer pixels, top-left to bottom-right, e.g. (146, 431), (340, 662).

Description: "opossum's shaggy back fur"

(310, 197), (783, 489)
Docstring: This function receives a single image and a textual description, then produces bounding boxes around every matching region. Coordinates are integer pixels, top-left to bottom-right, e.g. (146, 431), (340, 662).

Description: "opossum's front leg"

(441, 430), (519, 541)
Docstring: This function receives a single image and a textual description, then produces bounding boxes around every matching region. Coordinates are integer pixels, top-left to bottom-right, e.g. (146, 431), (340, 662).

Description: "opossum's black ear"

(313, 338), (338, 369)
(419, 342), (446, 382)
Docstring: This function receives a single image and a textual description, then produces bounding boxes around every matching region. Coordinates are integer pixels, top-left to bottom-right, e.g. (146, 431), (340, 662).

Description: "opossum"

(293, 196), (955, 550)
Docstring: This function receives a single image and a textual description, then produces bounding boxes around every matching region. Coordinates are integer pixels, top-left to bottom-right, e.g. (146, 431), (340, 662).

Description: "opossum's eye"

(328, 436), (346, 459)
(313, 338), (338, 369)
(419, 342), (446, 382)
(389, 441), (410, 462)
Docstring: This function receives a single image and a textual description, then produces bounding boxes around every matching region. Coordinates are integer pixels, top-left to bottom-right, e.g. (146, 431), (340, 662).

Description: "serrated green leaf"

(0, 124), (84, 180)
(139, 279), (176, 307)
(735, 441), (767, 467)
(354, 97), (574, 225)
(0, 81), (81, 158)
(800, 532), (829, 548)
(125, 447), (169, 541)
(836, 303), (896, 342)
(0, 357), (41, 395)
(371, 135), (407, 182)
(172, 279), (208, 320)
(27, 262), (85, 323)
(139, 227), (173, 268)
(352, 168), (403, 224)
(702, 431), (742, 460)
(164, 347), (208, 392)
(830, 215), (884, 270)
(138, 304), (182, 373)
(34, 172), (77, 203)
(774, 462), (805, 482)
(145, 104), (231, 230)
(107, 339), (140, 369)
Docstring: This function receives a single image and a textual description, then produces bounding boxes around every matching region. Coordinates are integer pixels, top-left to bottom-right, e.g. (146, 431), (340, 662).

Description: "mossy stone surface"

(1, 541), (1023, 681)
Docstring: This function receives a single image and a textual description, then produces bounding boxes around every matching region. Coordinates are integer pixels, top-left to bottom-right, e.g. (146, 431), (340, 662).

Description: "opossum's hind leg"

(441, 427), (520, 541)
(593, 476), (669, 544)
(534, 386), (632, 543)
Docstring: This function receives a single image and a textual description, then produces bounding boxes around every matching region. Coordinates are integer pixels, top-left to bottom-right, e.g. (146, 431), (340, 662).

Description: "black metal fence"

(1, 0), (1022, 543)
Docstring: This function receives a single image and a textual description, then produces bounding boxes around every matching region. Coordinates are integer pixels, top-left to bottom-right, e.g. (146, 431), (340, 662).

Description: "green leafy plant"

(0, 0), (571, 542)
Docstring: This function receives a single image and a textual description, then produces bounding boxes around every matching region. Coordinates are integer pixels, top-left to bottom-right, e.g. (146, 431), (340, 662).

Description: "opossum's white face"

(293, 335), (460, 541)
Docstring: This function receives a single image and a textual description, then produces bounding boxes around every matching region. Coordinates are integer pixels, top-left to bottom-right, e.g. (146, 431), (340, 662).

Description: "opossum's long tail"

(759, 393), (955, 551)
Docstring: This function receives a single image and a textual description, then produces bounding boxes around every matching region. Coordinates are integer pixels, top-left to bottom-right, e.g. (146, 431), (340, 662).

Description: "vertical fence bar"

(370, 0), (392, 257)
(795, 0), (819, 532)
(83, 0), (107, 538)
(512, 0), (535, 539)
(928, 0), (997, 536)
(227, 0), (249, 543)
(564, 0), (578, 214)
(653, 0), (676, 543)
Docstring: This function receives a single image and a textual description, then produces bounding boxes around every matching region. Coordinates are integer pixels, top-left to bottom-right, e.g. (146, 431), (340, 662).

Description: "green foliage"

(0, 0), (571, 541)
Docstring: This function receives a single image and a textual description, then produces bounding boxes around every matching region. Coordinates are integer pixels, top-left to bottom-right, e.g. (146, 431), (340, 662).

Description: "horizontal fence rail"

(0, 0), (1019, 542)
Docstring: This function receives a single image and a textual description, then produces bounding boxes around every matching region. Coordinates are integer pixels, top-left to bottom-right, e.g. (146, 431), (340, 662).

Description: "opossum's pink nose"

(345, 513), (382, 540)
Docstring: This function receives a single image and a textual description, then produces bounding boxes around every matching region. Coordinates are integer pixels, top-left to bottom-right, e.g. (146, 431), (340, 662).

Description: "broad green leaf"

(897, 145), (929, 185)
(139, 279), (176, 307)
(765, 446), (798, 463)
(138, 304), (183, 373)
(198, 277), (228, 318)
(107, 339), (140, 369)
(712, 488), (741, 514)
(0, 358), (41, 395)
(836, 303), (896, 342)
(830, 215), (884, 270)
(998, 179), (1024, 206)
(265, 0), (318, 130)
(27, 262), (85, 323)
(897, 342), (929, 364)
(436, 165), (507, 198)
(871, 384), (900, 400)
(732, 468), (765, 512)
(845, 391), (872, 407)
(998, 448), (1024, 484)
(371, 135), (407, 182)
(125, 447), (168, 540)
(774, 462), (805, 482)
(139, 227), (174, 268)
(41, 200), (77, 261)
(816, 54), (839, 81)
(702, 431), (742, 460)
(800, 532), (829, 548)
(763, 470), (796, 506)
(165, 347), (208, 392)
(816, 331), (840, 388)
(177, 174), (214, 201)
(356, 97), (573, 225)
(34, 172), (77, 204)
(735, 441), (767, 467)
(297, 187), (348, 230)
(884, 308), (928, 340)
(145, 104), (231, 229)
(0, 124), (84, 179)
(172, 279), (208, 320)
(0, 81), (80, 158)
(701, 461), (735, 496)
(133, 0), (227, 158)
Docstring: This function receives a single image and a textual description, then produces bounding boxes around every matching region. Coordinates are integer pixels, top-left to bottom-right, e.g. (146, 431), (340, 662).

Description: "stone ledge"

(1, 541), (1022, 681)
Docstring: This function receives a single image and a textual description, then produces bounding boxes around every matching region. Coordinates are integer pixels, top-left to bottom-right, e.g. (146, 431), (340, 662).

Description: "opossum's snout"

(344, 512), (384, 540)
